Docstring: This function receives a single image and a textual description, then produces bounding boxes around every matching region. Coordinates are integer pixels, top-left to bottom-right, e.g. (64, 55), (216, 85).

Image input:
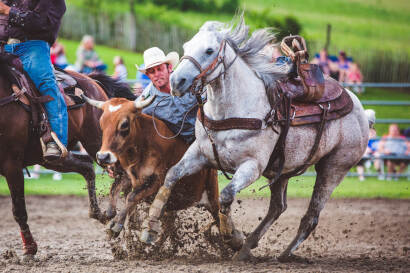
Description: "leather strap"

(197, 111), (262, 131)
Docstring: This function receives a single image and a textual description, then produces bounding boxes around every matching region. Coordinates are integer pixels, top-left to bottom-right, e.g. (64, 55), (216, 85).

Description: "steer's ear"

(82, 94), (105, 109)
(134, 94), (156, 110)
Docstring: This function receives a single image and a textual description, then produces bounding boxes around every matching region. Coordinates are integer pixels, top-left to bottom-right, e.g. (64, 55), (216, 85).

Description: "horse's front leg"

(218, 160), (262, 252)
(140, 143), (208, 244)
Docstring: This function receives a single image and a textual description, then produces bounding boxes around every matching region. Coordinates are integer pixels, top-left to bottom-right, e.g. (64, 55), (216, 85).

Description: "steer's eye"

(118, 119), (130, 137)
(206, 48), (214, 55)
(119, 120), (129, 131)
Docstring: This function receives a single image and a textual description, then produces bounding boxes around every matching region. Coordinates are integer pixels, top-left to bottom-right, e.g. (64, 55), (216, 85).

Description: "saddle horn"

(81, 94), (105, 109)
(134, 94), (156, 109)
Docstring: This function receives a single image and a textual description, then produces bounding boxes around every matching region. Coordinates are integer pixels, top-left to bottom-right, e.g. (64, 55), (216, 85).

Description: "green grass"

(0, 173), (409, 199)
(59, 38), (143, 76)
(67, 0), (410, 55)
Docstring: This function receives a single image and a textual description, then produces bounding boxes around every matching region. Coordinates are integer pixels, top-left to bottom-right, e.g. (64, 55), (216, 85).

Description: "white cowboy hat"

(136, 47), (179, 73)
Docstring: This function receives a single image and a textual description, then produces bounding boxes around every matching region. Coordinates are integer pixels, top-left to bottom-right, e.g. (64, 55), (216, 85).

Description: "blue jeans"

(5, 40), (68, 146)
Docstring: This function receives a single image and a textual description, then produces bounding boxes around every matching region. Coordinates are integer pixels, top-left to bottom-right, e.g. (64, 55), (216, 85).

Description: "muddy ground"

(0, 196), (409, 272)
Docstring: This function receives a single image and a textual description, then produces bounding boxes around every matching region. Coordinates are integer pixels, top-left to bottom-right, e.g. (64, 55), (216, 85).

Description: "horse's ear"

(82, 94), (105, 109)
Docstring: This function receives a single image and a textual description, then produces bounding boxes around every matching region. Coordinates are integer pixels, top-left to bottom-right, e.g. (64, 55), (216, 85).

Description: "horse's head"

(82, 95), (155, 166)
(171, 21), (237, 97)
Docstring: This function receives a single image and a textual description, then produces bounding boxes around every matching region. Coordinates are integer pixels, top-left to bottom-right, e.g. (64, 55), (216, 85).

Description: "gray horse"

(140, 16), (370, 261)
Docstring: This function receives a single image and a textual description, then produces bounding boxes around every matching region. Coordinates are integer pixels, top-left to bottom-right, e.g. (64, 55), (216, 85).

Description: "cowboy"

(0, 0), (67, 161)
(137, 47), (198, 144)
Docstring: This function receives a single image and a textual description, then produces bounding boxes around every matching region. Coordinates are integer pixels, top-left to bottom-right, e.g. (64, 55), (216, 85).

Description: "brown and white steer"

(83, 95), (243, 249)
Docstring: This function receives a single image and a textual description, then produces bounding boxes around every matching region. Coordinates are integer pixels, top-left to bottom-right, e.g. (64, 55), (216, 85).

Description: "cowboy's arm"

(7, 0), (65, 33)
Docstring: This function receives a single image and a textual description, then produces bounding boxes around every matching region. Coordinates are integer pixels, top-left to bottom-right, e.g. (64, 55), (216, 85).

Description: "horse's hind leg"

(2, 159), (37, 256)
(233, 177), (289, 261)
(278, 160), (350, 262)
(43, 152), (103, 222)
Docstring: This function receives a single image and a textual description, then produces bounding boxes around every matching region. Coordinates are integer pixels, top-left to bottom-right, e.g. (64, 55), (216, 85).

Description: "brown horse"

(0, 68), (134, 258)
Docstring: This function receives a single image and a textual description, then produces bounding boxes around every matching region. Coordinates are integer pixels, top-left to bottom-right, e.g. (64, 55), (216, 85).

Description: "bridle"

(179, 39), (239, 180)
(179, 39), (238, 97)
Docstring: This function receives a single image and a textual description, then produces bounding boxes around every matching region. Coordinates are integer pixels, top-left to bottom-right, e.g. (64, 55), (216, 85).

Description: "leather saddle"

(0, 53), (85, 109)
(274, 35), (353, 126)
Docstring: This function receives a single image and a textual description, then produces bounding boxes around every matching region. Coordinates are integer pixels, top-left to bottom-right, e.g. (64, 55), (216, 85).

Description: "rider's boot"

(44, 141), (62, 162)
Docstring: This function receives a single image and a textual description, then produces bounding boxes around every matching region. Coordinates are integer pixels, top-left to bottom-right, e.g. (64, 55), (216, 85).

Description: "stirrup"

(40, 132), (68, 161)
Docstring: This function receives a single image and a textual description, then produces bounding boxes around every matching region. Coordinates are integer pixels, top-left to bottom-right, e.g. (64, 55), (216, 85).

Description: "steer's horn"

(134, 94), (156, 109)
(82, 94), (105, 109)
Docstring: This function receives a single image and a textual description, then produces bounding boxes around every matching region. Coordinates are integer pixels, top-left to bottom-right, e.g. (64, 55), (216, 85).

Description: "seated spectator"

(337, 51), (351, 83)
(378, 124), (409, 180)
(347, 62), (364, 93)
(75, 35), (107, 74)
(51, 40), (69, 70)
(311, 48), (331, 75)
(112, 56), (128, 82)
(357, 109), (379, 181)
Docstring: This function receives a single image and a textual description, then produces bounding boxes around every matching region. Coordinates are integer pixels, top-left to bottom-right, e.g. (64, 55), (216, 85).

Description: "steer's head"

(83, 95), (155, 166)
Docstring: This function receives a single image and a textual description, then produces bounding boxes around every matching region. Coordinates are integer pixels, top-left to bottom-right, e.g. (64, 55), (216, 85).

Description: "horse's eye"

(206, 48), (214, 55)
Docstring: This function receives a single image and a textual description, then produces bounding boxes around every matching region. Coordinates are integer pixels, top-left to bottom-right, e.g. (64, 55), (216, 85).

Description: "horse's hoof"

(232, 248), (251, 262)
(89, 209), (103, 221)
(226, 229), (244, 251)
(139, 229), (158, 245)
(22, 254), (35, 263)
(22, 241), (38, 256)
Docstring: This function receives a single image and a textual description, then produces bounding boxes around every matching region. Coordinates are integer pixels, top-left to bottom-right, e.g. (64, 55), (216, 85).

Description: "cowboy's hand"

(0, 2), (10, 15)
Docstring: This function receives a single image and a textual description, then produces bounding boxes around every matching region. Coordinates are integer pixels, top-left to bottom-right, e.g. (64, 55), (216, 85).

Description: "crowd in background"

(311, 49), (363, 93)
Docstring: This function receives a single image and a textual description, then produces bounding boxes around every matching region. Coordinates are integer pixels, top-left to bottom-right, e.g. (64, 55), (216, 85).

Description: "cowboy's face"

(145, 63), (172, 92)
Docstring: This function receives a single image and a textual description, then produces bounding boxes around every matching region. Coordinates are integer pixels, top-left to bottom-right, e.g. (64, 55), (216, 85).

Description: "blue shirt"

(141, 83), (198, 144)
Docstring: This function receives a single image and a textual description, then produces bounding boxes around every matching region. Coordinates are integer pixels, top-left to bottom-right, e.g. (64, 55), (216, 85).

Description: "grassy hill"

(67, 0), (410, 55)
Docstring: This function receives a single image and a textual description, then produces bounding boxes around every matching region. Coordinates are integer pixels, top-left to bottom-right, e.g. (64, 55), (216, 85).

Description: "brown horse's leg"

(278, 161), (349, 262)
(233, 177), (289, 261)
(43, 152), (103, 222)
(2, 159), (37, 256)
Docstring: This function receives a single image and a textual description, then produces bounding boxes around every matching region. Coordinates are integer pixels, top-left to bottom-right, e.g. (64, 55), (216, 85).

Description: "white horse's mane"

(200, 14), (290, 90)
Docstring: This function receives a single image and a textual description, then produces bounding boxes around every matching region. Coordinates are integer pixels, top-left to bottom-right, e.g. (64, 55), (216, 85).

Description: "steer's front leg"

(140, 142), (208, 244)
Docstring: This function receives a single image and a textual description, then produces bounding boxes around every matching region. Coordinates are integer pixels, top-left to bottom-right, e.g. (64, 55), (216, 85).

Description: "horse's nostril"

(178, 78), (186, 89)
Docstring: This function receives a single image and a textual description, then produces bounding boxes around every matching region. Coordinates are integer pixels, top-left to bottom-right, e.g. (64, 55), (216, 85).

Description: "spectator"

(337, 51), (351, 83)
(135, 64), (151, 89)
(75, 35), (107, 74)
(357, 127), (378, 181)
(378, 124), (409, 180)
(347, 62), (364, 93)
(311, 48), (331, 75)
(112, 56), (127, 82)
(50, 40), (69, 70)
(133, 82), (144, 97)
(357, 109), (379, 181)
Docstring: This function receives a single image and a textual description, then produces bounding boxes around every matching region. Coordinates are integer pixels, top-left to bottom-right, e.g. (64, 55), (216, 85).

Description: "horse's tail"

(88, 73), (136, 100)
(364, 109), (376, 128)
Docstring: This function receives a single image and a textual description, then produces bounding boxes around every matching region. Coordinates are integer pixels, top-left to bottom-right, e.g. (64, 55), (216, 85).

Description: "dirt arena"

(0, 196), (409, 272)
